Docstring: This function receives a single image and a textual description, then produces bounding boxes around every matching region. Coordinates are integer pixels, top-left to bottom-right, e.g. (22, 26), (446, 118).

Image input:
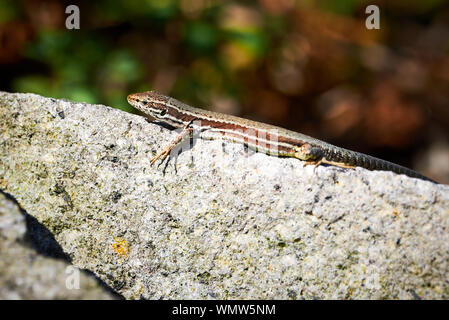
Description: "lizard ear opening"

(160, 109), (167, 116)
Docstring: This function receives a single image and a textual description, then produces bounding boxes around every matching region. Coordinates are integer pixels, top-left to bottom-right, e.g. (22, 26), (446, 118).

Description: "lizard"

(127, 91), (436, 183)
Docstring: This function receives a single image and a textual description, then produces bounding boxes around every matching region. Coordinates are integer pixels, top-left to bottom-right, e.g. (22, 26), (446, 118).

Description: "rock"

(0, 91), (448, 299)
(0, 191), (116, 299)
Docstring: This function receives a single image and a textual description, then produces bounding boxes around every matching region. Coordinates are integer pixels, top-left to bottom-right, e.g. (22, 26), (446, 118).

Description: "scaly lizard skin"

(127, 91), (436, 183)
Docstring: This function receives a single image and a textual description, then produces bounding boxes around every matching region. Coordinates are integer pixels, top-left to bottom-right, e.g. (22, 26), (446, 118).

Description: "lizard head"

(127, 91), (170, 119)
(128, 91), (194, 128)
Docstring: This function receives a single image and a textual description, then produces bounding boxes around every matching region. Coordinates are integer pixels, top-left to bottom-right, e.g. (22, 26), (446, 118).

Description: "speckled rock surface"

(0, 91), (448, 299)
(0, 191), (116, 299)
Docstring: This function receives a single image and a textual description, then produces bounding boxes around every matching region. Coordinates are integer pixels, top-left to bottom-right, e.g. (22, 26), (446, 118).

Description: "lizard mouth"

(127, 93), (138, 103)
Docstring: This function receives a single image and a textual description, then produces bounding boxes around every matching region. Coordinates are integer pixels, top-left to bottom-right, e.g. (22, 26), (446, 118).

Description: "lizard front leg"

(150, 120), (196, 166)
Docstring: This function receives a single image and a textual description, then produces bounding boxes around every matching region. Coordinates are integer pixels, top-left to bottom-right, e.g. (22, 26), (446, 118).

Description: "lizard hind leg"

(295, 144), (355, 171)
(318, 158), (355, 169)
(294, 143), (324, 169)
(303, 157), (355, 172)
(303, 158), (323, 170)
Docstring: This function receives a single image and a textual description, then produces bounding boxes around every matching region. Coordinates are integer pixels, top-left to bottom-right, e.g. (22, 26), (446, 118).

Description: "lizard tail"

(322, 147), (437, 183)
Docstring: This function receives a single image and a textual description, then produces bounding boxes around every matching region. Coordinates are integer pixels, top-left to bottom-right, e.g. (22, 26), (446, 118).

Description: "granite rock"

(0, 191), (116, 299)
(0, 91), (448, 299)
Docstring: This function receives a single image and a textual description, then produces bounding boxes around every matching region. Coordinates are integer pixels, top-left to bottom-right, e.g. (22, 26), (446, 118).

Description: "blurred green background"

(1, 0), (448, 182)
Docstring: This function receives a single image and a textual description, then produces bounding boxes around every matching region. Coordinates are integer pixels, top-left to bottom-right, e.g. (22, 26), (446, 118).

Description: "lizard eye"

(160, 109), (167, 116)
